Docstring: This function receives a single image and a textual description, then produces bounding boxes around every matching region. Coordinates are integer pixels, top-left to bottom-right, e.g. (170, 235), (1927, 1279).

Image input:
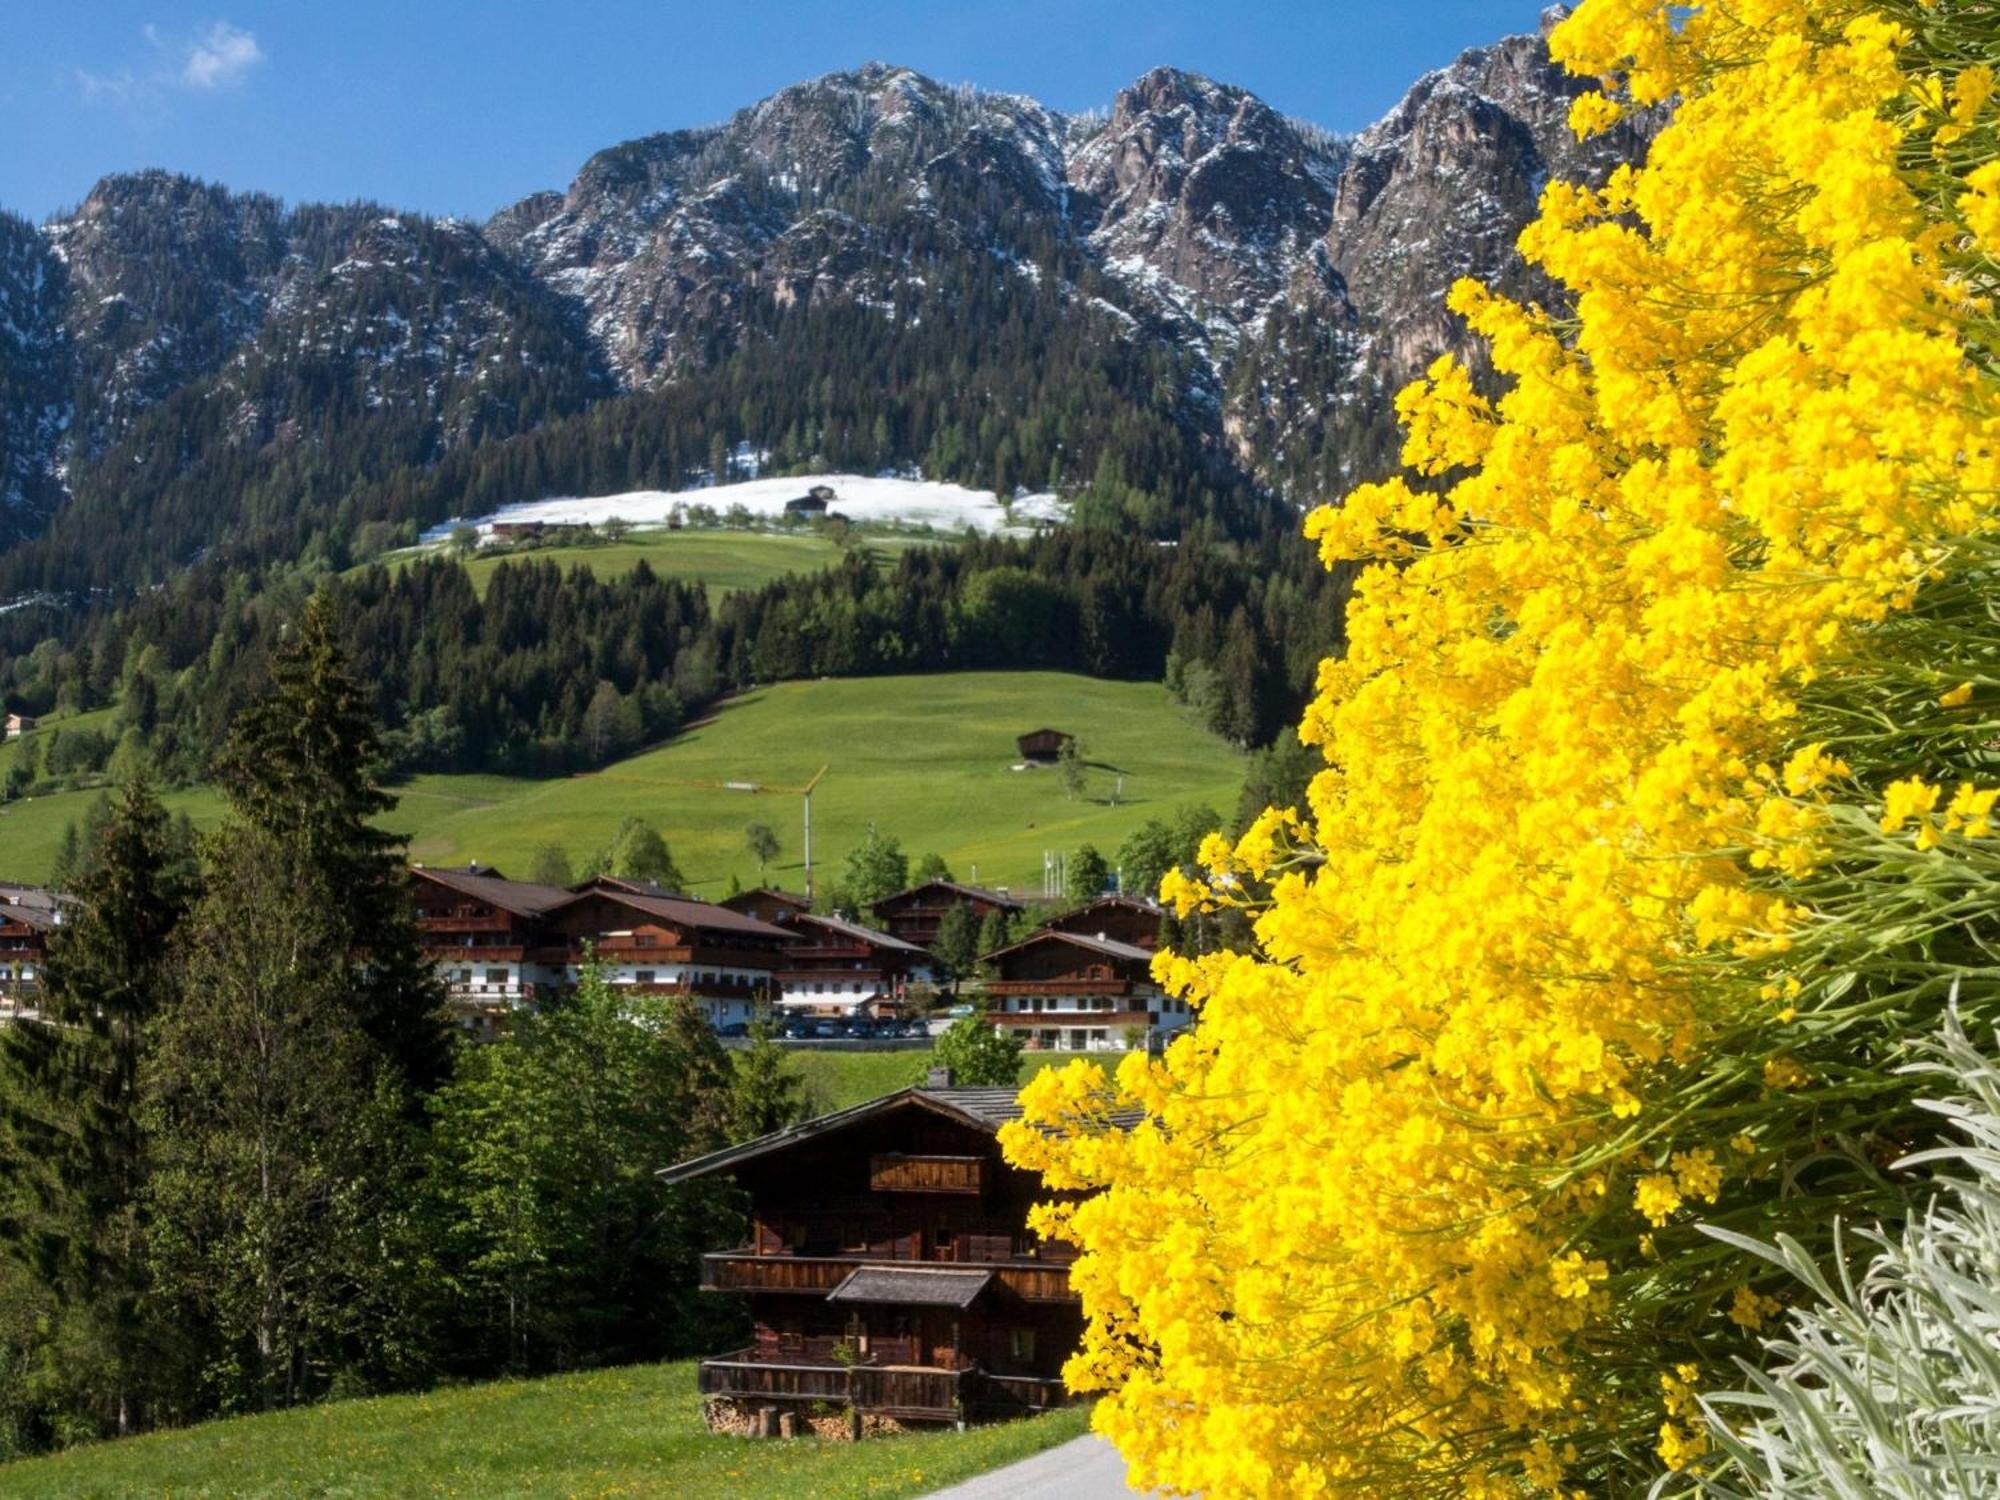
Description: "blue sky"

(1, 2), (1549, 224)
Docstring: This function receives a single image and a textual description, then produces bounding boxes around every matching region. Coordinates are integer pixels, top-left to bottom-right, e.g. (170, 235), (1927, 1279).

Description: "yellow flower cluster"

(1005, 2), (2000, 1494)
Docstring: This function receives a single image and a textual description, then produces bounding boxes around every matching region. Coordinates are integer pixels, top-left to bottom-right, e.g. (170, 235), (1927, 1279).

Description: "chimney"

(925, 1065), (954, 1089)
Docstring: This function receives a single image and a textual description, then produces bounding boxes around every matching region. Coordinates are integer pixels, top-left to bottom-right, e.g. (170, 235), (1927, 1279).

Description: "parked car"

(809, 1018), (841, 1039)
(716, 1021), (750, 1038)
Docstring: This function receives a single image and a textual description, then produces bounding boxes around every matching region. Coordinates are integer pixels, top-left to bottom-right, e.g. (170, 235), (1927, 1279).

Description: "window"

(1010, 1328), (1036, 1362)
(485, 969), (508, 985)
(634, 970), (656, 985)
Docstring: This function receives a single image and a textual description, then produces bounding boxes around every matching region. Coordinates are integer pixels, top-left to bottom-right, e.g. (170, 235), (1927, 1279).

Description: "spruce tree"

(0, 771), (191, 1434)
(212, 591), (448, 1092)
(974, 905), (1015, 974)
(932, 901), (981, 991)
(141, 824), (393, 1411)
(731, 1020), (808, 1139)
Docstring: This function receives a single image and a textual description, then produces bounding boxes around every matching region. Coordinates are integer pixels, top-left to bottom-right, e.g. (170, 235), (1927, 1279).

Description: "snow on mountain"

(429, 474), (1065, 541)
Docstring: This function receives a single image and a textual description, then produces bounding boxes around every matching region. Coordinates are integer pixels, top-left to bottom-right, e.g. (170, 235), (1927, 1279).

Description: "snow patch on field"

(424, 474), (1065, 542)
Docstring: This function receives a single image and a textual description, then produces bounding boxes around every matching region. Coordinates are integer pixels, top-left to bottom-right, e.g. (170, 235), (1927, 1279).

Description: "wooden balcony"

(701, 1251), (1075, 1303)
(983, 978), (1137, 997)
(697, 1350), (969, 1419)
(703, 1253), (853, 1294)
(869, 1154), (984, 1194)
(989, 1010), (1156, 1029)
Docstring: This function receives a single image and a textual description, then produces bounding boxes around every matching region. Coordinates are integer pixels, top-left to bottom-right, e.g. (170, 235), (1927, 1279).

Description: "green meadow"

(395, 527), (941, 595)
(0, 672), (1243, 896)
(789, 1049), (1072, 1113)
(0, 1358), (1090, 1499)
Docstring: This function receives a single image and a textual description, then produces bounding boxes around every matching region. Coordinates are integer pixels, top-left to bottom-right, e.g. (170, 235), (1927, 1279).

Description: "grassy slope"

(0, 672), (1241, 895)
(409, 530), (938, 595)
(394, 672), (1240, 897)
(0, 711), (227, 883)
(0, 1359), (1091, 1500)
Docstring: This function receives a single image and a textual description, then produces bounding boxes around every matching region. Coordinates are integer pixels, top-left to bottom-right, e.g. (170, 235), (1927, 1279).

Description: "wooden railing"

(852, 1363), (966, 1417)
(696, 1351), (967, 1417)
(993, 1264), (1074, 1302)
(702, 1253), (853, 1293)
(869, 1154), (985, 1194)
(697, 1350), (854, 1402)
(983, 978), (1136, 997)
(700, 1251), (1076, 1302)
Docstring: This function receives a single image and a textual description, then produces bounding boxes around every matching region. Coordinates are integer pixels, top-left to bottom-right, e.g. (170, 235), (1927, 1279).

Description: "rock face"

(0, 213), (71, 543)
(1322, 14), (1654, 385)
(0, 19), (1657, 553)
(1066, 67), (1347, 332)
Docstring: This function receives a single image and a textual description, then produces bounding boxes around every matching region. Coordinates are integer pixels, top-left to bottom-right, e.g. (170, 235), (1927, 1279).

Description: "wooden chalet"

(663, 1084), (1097, 1432)
(719, 887), (813, 927)
(1015, 728), (1072, 763)
(773, 912), (932, 1017)
(0, 882), (62, 1019)
(870, 880), (1025, 949)
(1039, 893), (1165, 950)
(409, 866), (575, 1034)
(3, 712), (35, 741)
(546, 879), (798, 1028)
(979, 929), (1186, 1053)
(408, 868), (801, 1034)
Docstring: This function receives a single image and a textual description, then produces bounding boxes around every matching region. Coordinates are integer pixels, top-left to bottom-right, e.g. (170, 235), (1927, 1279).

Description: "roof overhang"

(827, 1266), (993, 1309)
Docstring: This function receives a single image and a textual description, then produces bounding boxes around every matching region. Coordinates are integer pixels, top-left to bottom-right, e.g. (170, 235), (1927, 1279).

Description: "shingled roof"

(871, 879), (1025, 912)
(409, 866), (574, 918)
(786, 910), (931, 955)
(656, 1084), (1132, 1187)
(827, 1266), (993, 1309)
(978, 929), (1155, 967)
(559, 884), (797, 941)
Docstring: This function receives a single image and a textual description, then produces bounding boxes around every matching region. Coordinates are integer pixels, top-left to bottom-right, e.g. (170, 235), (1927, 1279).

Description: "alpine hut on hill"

(1014, 728), (1071, 764)
(663, 1080), (1107, 1435)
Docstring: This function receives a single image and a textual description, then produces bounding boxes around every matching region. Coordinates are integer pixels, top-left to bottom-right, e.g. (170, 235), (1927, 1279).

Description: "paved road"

(924, 1435), (1139, 1499)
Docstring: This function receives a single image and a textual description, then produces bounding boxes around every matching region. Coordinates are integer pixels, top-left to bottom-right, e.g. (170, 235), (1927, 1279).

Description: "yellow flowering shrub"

(1003, 2), (2000, 1494)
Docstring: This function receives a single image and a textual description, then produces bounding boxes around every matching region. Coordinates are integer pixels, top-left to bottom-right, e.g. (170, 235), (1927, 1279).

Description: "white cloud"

(74, 68), (140, 105)
(181, 22), (263, 90)
(73, 20), (265, 105)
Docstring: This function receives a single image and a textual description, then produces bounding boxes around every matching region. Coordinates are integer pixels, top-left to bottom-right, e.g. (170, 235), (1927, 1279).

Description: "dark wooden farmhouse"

(871, 880), (1025, 949)
(1040, 893), (1165, 950)
(663, 1084), (1090, 1433)
(1015, 728), (1072, 763)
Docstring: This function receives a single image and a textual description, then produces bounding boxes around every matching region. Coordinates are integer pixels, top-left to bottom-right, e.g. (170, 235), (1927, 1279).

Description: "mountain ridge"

(0, 14), (1652, 594)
